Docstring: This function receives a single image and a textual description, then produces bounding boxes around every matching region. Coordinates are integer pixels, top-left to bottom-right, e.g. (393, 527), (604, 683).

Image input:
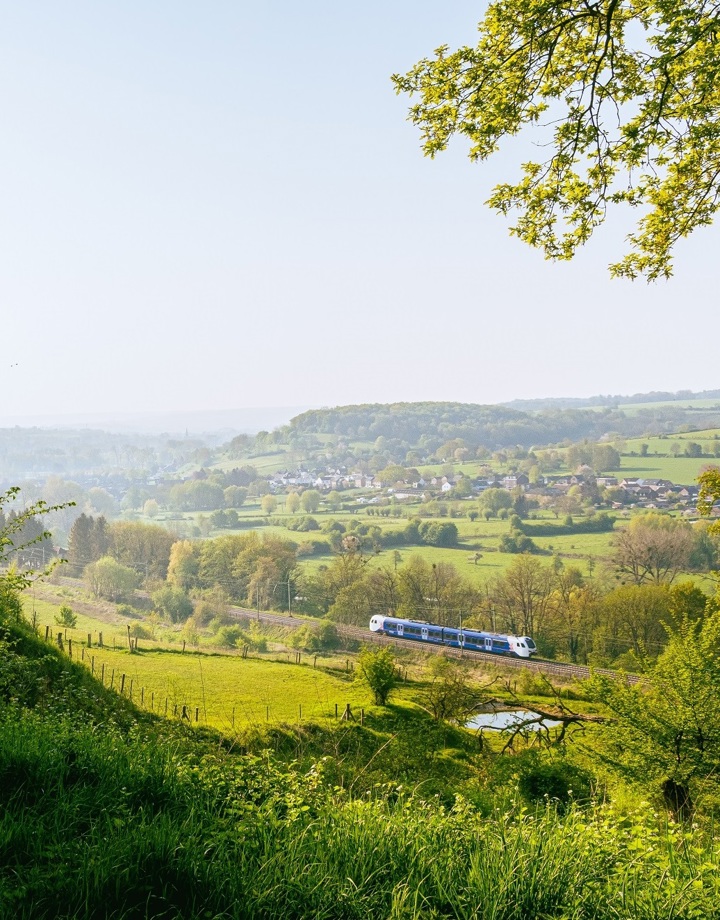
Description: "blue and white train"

(369, 615), (537, 659)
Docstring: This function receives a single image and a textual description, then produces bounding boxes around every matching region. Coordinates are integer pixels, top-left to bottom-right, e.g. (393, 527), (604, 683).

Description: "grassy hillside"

(5, 599), (720, 918)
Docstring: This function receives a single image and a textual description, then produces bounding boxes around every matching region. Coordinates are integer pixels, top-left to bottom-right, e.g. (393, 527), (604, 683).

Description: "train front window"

(526, 638), (536, 649)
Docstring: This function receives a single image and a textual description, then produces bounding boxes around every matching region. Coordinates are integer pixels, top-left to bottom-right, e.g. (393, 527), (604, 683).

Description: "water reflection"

(466, 709), (561, 731)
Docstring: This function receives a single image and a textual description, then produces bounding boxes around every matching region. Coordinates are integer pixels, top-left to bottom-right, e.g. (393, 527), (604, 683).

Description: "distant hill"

(502, 389), (720, 411)
(285, 400), (720, 450)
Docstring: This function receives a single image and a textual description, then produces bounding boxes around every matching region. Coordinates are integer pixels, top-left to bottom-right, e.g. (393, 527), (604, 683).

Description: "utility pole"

(287, 575), (292, 617)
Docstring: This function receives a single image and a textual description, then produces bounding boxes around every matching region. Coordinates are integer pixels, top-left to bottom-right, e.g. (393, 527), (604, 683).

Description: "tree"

(0, 487), (67, 587)
(589, 613), (720, 819)
(478, 488), (513, 515)
(357, 646), (397, 705)
(286, 491), (301, 514)
(169, 480), (224, 512)
(393, 0), (720, 279)
(86, 487), (116, 518)
(223, 485), (247, 509)
(54, 605), (77, 628)
(492, 555), (555, 637)
(68, 513), (95, 569)
(261, 494), (278, 515)
(107, 521), (175, 580)
(545, 568), (600, 663)
(423, 656), (485, 723)
(167, 540), (200, 591)
(613, 514), (694, 585)
(84, 556), (139, 601)
(152, 585), (194, 623)
(698, 466), (720, 518)
(598, 584), (672, 663)
(300, 489), (321, 514)
(326, 490), (343, 512)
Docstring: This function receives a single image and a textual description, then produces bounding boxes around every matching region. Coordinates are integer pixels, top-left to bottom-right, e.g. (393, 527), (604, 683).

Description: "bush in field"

(357, 647), (397, 705)
(290, 622), (340, 652)
(215, 624), (245, 648)
(499, 531), (540, 554)
(54, 605), (77, 628)
(152, 585), (194, 623)
(286, 516), (320, 532)
(419, 521), (459, 547)
(85, 556), (139, 601)
(295, 539), (331, 557)
(517, 754), (594, 809)
(129, 622), (153, 640)
(245, 621), (268, 653)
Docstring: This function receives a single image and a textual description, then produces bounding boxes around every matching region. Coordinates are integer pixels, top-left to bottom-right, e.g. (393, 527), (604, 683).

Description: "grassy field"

(68, 646), (368, 730)
(26, 594), (378, 729)
(615, 455), (717, 482)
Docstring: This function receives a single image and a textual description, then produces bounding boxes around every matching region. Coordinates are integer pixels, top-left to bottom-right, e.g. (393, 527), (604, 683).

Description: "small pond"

(466, 709), (562, 731)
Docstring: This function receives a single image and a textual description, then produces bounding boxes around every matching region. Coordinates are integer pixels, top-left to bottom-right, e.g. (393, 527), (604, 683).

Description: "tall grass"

(2, 708), (720, 919)
(2, 613), (719, 919)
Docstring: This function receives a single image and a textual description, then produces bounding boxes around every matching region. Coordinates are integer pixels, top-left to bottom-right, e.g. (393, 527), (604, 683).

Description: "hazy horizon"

(2, 2), (718, 421)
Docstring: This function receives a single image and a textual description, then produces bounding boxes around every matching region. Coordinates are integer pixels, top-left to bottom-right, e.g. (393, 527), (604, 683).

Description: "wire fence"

(39, 622), (373, 730)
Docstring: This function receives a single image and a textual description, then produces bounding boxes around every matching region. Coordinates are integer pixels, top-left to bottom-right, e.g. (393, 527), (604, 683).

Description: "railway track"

(36, 577), (638, 684)
(228, 606), (639, 684)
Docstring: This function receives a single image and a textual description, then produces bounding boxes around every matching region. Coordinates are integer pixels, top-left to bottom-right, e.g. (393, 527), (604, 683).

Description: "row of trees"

(68, 514), (176, 579)
(296, 548), (717, 668)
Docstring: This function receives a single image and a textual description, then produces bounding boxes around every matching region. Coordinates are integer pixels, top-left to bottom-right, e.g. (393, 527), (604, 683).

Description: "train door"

(397, 623), (404, 637)
(458, 632), (465, 648)
(484, 637), (493, 653)
(421, 627), (428, 641)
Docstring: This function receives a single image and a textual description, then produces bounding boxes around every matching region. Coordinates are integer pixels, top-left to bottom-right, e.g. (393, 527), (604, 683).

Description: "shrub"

(290, 622), (340, 652)
(55, 606), (77, 628)
(357, 647), (397, 705)
(286, 516), (320, 532)
(214, 625), (245, 648)
(517, 755), (594, 809)
(296, 539), (331, 557)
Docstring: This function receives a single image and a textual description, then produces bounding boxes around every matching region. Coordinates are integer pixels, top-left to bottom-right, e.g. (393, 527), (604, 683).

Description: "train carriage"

(369, 615), (536, 659)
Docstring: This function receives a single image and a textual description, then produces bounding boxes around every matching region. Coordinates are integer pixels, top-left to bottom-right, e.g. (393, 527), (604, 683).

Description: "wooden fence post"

(87, 633), (92, 648)
(45, 625), (50, 641)
(57, 633), (64, 651)
(120, 674), (125, 694)
(195, 707), (199, 722)
(68, 638), (72, 658)
(91, 657), (95, 675)
(101, 663), (105, 684)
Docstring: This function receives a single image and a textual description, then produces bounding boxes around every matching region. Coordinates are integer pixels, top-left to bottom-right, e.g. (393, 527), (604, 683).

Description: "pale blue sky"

(1, 2), (718, 427)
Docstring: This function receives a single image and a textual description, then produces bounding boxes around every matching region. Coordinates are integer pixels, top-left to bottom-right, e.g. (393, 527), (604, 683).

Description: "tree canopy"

(393, 0), (720, 279)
